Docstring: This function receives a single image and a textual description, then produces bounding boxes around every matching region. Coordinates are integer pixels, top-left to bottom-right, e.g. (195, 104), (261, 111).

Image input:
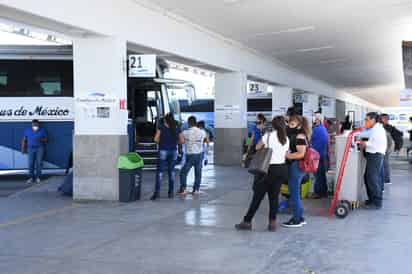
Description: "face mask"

(312, 117), (317, 125)
(286, 127), (298, 136)
(32, 126), (39, 131)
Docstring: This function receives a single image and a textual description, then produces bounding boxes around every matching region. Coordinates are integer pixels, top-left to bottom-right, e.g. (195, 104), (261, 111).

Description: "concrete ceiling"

(141, 0), (412, 106)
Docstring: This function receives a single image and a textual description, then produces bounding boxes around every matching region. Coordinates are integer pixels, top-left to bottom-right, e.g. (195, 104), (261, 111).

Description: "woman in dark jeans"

(282, 115), (311, 228)
(235, 116), (290, 232)
(151, 113), (184, 200)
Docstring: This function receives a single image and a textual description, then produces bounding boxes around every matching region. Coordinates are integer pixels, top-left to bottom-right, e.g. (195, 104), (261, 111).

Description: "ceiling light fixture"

(223, 0), (241, 4)
(296, 45), (334, 53)
(320, 58), (347, 64)
(253, 26), (316, 37)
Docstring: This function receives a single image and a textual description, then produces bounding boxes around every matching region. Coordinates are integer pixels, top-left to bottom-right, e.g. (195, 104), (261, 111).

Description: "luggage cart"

(328, 128), (368, 218)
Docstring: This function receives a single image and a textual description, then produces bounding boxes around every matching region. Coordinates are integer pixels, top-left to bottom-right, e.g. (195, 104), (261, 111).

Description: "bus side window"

(37, 77), (62, 96)
(0, 72), (7, 87)
(0, 60), (28, 96)
(26, 60), (73, 97)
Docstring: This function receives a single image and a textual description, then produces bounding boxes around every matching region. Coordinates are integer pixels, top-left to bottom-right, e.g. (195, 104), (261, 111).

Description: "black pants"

(244, 164), (289, 222)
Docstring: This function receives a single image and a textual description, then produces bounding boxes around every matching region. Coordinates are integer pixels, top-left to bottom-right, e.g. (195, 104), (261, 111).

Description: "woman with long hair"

(151, 113), (184, 200)
(235, 116), (289, 232)
(282, 115), (311, 228)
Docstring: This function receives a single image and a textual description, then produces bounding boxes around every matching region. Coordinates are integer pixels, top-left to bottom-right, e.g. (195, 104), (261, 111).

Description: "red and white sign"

(119, 99), (126, 110)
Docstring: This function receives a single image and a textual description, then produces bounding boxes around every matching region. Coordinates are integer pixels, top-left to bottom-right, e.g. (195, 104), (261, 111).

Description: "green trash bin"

(117, 153), (144, 202)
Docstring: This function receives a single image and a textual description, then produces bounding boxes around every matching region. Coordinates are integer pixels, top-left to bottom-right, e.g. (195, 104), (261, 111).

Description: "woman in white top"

(236, 116), (290, 232)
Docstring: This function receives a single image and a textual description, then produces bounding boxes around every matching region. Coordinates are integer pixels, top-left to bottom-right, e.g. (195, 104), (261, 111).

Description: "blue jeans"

(314, 157), (328, 196)
(383, 152), (391, 183)
(380, 161), (385, 191)
(28, 146), (44, 180)
(155, 149), (178, 194)
(364, 153), (384, 207)
(180, 153), (202, 191)
(288, 161), (306, 220)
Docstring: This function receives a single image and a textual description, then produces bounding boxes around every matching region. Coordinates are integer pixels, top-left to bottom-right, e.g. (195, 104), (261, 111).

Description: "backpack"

(389, 125), (403, 151)
(299, 141), (320, 173)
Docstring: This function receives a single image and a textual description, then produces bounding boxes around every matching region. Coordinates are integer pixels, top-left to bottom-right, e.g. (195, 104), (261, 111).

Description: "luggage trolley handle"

(328, 128), (363, 217)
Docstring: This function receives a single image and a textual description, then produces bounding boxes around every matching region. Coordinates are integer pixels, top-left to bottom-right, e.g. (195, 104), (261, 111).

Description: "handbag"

(248, 133), (272, 176)
(298, 139), (320, 173)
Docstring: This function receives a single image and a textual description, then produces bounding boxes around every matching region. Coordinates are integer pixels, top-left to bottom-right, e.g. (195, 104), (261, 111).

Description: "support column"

(272, 86), (293, 117)
(214, 72), (247, 166)
(320, 97), (336, 119)
(303, 93), (319, 121)
(336, 99), (346, 122)
(73, 36), (128, 201)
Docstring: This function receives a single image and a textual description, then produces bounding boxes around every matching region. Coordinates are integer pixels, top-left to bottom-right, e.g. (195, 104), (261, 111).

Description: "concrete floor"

(0, 158), (411, 274)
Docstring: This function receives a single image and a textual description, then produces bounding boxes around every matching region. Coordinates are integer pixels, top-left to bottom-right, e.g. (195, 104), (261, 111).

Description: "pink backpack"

(299, 140), (320, 173)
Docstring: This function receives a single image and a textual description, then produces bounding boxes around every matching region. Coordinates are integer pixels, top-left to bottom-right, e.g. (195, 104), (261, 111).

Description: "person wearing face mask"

(309, 111), (329, 199)
(248, 113), (267, 154)
(246, 113), (268, 190)
(235, 116), (289, 232)
(283, 115), (311, 228)
(21, 120), (48, 184)
(357, 112), (387, 209)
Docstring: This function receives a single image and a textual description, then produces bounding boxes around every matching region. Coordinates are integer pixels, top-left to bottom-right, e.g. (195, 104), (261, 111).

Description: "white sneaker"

(36, 178), (41, 184)
(26, 178), (34, 184)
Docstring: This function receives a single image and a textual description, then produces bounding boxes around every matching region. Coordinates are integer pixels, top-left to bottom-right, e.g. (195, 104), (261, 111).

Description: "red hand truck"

(328, 128), (363, 218)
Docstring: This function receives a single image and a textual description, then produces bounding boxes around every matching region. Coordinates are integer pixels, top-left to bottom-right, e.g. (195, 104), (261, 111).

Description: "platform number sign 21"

(130, 56), (142, 69)
(128, 54), (157, 78)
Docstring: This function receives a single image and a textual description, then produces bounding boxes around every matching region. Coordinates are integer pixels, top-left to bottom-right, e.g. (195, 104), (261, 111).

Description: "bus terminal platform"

(0, 157), (411, 274)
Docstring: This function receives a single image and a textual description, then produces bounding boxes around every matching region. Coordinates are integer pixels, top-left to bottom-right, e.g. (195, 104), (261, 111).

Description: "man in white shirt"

(358, 112), (387, 209)
(179, 116), (207, 195)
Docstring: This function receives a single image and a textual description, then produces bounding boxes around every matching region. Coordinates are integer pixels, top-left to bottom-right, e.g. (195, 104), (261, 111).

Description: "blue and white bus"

(0, 45), (187, 171)
(0, 45), (73, 170)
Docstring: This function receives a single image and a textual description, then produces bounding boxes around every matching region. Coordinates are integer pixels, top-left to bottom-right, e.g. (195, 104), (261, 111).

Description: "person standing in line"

(247, 113), (268, 189)
(380, 113), (398, 185)
(197, 121), (210, 166)
(310, 112), (329, 199)
(235, 116), (289, 232)
(357, 112), (387, 209)
(408, 117), (412, 161)
(179, 116), (207, 195)
(21, 119), (48, 184)
(341, 115), (352, 133)
(248, 113), (266, 154)
(151, 113), (184, 201)
(282, 115), (311, 228)
(408, 116), (412, 142)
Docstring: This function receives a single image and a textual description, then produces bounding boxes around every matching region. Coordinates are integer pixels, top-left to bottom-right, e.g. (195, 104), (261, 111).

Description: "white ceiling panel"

(144, 0), (412, 106)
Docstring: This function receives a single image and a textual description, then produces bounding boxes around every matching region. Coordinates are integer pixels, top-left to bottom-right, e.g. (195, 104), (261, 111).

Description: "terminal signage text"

(0, 98), (74, 121)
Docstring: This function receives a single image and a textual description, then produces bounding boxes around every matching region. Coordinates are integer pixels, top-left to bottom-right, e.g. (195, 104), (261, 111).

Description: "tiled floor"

(0, 158), (411, 274)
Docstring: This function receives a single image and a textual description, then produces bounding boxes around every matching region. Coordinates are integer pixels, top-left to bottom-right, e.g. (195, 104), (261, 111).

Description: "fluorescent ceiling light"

(296, 45), (334, 53)
(320, 58), (347, 64)
(253, 26), (315, 37)
(223, 0), (241, 4)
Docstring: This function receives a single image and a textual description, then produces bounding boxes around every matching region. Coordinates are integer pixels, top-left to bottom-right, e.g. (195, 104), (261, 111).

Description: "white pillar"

(214, 72), (247, 165)
(73, 36), (128, 201)
(303, 93), (319, 121)
(320, 97), (336, 119)
(272, 86), (293, 117)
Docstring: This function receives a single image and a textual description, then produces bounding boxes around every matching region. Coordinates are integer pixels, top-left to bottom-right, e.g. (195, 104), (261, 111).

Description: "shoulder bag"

(248, 133), (272, 176)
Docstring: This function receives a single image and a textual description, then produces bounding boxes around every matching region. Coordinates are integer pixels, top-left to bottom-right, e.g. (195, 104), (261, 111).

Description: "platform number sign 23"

(128, 54), (157, 78)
